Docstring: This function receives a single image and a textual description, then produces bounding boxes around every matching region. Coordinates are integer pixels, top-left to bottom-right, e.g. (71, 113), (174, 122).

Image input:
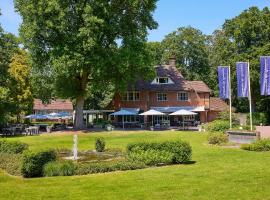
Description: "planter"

(46, 126), (52, 133)
(150, 126), (154, 131)
(226, 130), (260, 144)
(106, 125), (114, 131)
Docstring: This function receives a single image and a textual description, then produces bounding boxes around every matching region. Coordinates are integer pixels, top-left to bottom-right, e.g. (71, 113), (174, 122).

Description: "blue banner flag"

(260, 56), (270, 96)
(236, 62), (249, 98)
(218, 66), (230, 99)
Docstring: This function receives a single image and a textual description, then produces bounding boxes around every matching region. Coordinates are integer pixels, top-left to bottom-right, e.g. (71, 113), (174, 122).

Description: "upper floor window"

(157, 93), (167, 101)
(156, 77), (169, 84)
(177, 92), (188, 101)
(122, 91), (140, 101)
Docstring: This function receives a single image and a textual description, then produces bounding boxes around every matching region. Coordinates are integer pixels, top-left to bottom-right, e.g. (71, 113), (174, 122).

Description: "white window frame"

(156, 77), (169, 84)
(157, 92), (168, 101)
(122, 91), (140, 101)
(177, 92), (189, 101)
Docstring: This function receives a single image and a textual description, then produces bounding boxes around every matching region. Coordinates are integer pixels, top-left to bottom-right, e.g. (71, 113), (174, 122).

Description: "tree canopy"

(15, 0), (158, 128)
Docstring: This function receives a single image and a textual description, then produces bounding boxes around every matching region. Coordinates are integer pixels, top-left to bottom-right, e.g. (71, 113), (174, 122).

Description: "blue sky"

(0, 0), (270, 41)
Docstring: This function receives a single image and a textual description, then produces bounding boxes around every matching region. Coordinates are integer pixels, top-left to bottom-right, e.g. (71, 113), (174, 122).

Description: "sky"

(0, 0), (270, 42)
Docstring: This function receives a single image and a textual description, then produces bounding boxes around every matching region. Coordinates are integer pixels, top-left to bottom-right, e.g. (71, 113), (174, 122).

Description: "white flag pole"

(229, 66), (232, 129)
(247, 61), (253, 131)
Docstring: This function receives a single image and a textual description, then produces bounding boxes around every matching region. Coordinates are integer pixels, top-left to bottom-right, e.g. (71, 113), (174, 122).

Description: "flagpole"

(247, 61), (253, 131)
(229, 65), (232, 129)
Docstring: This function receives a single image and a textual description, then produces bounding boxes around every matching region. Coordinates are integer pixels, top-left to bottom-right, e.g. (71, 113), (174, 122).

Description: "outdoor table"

(25, 126), (39, 135)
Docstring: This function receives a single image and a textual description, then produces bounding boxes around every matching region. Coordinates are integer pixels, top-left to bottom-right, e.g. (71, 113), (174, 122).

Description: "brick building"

(112, 58), (228, 126)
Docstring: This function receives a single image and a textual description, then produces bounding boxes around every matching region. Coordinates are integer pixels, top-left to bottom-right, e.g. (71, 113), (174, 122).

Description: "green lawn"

(1, 131), (270, 200)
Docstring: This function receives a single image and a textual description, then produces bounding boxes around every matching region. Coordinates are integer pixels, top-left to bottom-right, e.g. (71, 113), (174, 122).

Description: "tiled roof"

(33, 99), (73, 110)
(187, 81), (211, 92)
(133, 65), (193, 91)
(210, 97), (229, 111)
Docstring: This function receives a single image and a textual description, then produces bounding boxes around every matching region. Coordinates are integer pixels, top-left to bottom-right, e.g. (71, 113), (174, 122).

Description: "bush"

(0, 153), (22, 176)
(95, 137), (105, 152)
(218, 111), (239, 125)
(206, 120), (230, 133)
(247, 112), (268, 126)
(127, 149), (173, 165)
(21, 150), (56, 178)
(241, 139), (270, 151)
(76, 161), (146, 175)
(127, 141), (192, 164)
(207, 133), (228, 145)
(0, 140), (28, 154)
(43, 161), (77, 177)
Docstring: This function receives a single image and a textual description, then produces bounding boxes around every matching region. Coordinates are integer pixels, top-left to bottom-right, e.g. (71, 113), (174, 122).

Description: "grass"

(1, 130), (270, 200)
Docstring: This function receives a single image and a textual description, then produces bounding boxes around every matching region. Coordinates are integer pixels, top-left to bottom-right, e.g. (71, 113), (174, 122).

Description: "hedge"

(207, 133), (228, 145)
(0, 153), (22, 176)
(21, 150), (56, 178)
(43, 161), (77, 177)
(0, 140), (28, 154)
(205, 120), (230, 133)
(241, 139), (270, 151)
(127, 141), (192, 164)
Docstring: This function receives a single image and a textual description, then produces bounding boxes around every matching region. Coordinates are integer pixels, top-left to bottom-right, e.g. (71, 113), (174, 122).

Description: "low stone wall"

(227, 131), (260, 144)
(256, 126), (270, 139)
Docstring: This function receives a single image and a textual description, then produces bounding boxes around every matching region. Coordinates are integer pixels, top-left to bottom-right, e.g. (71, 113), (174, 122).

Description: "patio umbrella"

(169, 109), (197, 116)
(169, 109), (197, 129)
(139, 109), (165, 126)
(24, 114), (48, 119)
(109, 109), (137, 129)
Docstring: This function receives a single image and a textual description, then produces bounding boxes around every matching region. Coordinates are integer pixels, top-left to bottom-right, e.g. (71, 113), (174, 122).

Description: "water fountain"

(73, 134), (78, 160)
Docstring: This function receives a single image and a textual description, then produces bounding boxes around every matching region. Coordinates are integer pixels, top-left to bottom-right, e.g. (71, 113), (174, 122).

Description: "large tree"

(161, 27), (210, 82)
(8, 50), (33, 122)
(209, 7), (270, 113)
(15, 0), (158, 129)
(0, 10), (19, 124)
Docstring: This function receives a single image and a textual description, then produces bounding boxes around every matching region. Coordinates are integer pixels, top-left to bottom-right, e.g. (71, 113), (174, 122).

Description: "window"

(156, 77), (169, 84)
(157, 93), (167, 101)
(178, 92), (188, 101)
(122, 91), (140, 101)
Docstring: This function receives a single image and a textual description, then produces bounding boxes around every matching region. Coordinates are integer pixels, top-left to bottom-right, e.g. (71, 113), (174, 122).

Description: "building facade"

(112, 58), (228, 126)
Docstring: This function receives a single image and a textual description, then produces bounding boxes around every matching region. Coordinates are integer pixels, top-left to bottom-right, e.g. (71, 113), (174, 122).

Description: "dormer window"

(156, 77), (169, 84)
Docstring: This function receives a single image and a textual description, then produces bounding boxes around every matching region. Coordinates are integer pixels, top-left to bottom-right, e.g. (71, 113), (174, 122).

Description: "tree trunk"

(74, 95), (85, 130)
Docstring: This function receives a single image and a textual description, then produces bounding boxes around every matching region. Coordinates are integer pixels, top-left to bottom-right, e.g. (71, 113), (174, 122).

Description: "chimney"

(169, 56), (176, 67)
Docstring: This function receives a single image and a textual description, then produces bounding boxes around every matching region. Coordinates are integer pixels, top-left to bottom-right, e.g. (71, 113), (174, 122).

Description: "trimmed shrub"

(0, 153), (22, 176)
(127, 141), (192, 164)
(43, 161), (77, 177)
(241, 139), (270, 151)
(207, 133), (228, 145)
(0, 140), (28, 154)
(21, 150), (56, 178)
(76, 161), (146, 175)
(205, 120), (230, 133)
(127, 149), (173, 165)
(95, 137), (105, 152)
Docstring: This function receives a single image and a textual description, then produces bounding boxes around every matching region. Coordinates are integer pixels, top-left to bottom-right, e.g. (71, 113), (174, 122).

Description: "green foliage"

(8, 49), (33, 121)
(127, 149), (173, 165)
(241, 139), (270, 151)
(95, 138), (106, 152)
(0, 140), (28, 154)
(43, 161), (77, 177)
(76, 161), (146, 175)
(206, 120), (230, 132)
(161, 26), (210, 82)
(21, 150), (56, 178)
(0, 153), (22, 176)
(207, 133), (228, 145)
(127, 141), (192, 164)
(217, 111), (239, 125)
(247, 112), (268, 126)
